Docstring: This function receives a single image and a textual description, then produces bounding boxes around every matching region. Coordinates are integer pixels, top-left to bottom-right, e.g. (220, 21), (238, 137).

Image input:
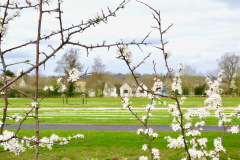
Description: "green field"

(0, 130), (240, 160)
(1, 97), (240, 108)
(1, 97), (239, 125)
(0, 97), (240, 159)
(2, 109), (240, 125)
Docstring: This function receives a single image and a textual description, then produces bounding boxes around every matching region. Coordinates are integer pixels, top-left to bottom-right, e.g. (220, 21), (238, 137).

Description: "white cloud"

(1, 0), (240, 76)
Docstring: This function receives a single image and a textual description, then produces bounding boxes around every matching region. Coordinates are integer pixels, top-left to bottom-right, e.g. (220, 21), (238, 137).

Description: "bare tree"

(217, 52), (240, 93)
(88, 56), (106, 96)
(181, 65), (196, 95)
(55, 48), (84, 75)
(91, 55), (106, 74)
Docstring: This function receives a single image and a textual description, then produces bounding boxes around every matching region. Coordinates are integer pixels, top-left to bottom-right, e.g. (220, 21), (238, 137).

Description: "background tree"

(55, 48), (84, 97)
(91, 55), (106, 74)
(234, 67), (240, 94)
(54, 48), (84, 75)
(181, 65), (196, 95)
(194, 84), (206, 95)
(90, 56), (106, 97)
(217, 52), (240, 94)
(6, 70), (15, 77)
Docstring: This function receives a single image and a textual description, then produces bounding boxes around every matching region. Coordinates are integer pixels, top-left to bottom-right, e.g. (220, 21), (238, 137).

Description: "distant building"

(88, 89), (96, 98)
(120, 83), (131, 97)
(103, 82), (118, 97)
(19, 78), (26, 88)
(120, 82), (148, 97)
(74, 81), (86, 93)
(136, 83), (148, 97)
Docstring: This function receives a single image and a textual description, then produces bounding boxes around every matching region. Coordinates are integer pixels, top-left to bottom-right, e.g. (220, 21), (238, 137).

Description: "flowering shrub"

(0, 130), (85, 155)
(0, 0), (149, 158)
(120, 1), (240, 160)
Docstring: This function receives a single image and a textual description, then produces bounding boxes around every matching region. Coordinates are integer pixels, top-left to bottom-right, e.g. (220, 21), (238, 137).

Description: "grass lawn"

(0, 130), (240, 160)
(1, 97), (240, 125)
(1, 97), (240, 108)
(2, 109), (240, 125)
(0, 98), (240, 159)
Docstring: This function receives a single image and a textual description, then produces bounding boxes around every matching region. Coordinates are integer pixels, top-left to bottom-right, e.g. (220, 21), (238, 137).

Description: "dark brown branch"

(15, 107), (36, 136)
(162, 23), (173, 34)
(0, 0), (10, 135)
(0, 4), (39, 10)
(2, 0), (130, 55)
(133, 53), (151, 71)
(0, 41), (67, 92)
(58, 0), (64, 43)
(6, 60), (30, 67)
(68, 41), (149, 52)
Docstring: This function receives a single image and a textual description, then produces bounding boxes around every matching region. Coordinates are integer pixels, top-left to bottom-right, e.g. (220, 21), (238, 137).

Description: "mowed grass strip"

(0, 130), (239, 160)
(2, 109), (240, 125)
(1, 97), (240, 108)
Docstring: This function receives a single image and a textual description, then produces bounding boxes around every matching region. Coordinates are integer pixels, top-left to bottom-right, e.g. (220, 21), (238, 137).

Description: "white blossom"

(139, 156), (148, 160)
(16, 67), (25, 77)
(144, 128), (154, 135)
(178, 62), (185, 70)
(228, 125), (239, 134)
(165, 52), (172, 59)
(67, 68), (80, 82)
(148, 93), (154, 99)
(57, 77), (62, 84)
(142, 144), (147, 151)
(165, 135), (186, 149)
(172, 72), (182, 94)
(152, 79), (163, 94)
(50, 134), (60, 142)
(142, 115), (147, 121)
(31, 102), (38, 108)
(186, 129), (201, 136)
(184, 123), (191, 129)
(9, 114), (23, 122)
(49, 86), (54, 91)
(43, 86), (48, 91)
(214, 137), (225, 152)
(188, 149), (205, 159)
(44, 86), (54, 91)
(230, 80), (237, 89)
(137, 128), (144, 135)
(146, 104), (155, 111)
(163, 101), (166, 106)
(73, 134), (84, 139)
(0, 130), (26, 155)
(151, 148), (160, 160)
(122, 97), (132, 109)
(60, 84), (66, 92)
(152, 133), (158, 138)
(171, 123), (181, 131)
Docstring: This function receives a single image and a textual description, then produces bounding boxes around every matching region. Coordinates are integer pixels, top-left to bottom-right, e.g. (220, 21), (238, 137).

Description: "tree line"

(2, 50), (239, 97)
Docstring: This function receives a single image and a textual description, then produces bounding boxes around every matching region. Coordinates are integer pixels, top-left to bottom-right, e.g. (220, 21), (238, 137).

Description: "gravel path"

(5, 124), (225, 132)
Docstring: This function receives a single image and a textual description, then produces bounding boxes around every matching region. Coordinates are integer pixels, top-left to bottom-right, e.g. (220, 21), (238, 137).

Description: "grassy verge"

(1, 97), (240, 108)
(1, 130), (240, 159)
(2, 109), (239, 125)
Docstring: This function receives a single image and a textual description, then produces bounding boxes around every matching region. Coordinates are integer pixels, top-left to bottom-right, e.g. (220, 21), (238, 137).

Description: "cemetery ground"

(0, 97), (240, 159)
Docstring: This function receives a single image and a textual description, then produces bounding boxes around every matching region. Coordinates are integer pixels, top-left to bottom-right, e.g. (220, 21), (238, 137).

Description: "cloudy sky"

(2, 0), (240, 76)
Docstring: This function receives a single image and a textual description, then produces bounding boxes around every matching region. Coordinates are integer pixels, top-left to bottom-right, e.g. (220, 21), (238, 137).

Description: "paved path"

(5, 124), (225, 132)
